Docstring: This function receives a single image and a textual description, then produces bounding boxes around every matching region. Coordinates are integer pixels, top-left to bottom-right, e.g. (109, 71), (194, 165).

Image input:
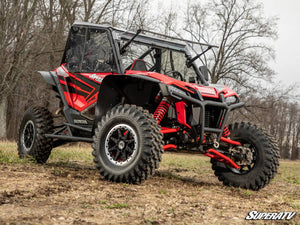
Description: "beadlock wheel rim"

(22, 120), (35, 152)
(104, 123), (138, 166)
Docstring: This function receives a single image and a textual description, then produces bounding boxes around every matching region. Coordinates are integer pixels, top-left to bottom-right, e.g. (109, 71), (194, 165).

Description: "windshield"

(121, 41), (199, 82)
(160, 50), (198, 82)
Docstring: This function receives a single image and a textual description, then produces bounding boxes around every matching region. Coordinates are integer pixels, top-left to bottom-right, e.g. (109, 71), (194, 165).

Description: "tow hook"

(213, 141), (219, 148)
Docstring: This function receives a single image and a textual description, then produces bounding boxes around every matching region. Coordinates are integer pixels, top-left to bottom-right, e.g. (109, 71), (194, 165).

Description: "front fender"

(94, 75), (160, 127)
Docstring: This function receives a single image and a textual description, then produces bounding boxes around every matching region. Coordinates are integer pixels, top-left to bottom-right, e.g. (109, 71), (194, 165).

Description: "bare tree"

(1, 0), (155, 140)
(182, 0), (277, 89)
(0, 0), (38, 139)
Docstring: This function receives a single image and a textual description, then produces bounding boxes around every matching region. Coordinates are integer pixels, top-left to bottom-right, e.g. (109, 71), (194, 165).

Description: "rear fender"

(38, 71), (57, 86)
(94, 75), (161, 127)
(37, 71), (71, 122)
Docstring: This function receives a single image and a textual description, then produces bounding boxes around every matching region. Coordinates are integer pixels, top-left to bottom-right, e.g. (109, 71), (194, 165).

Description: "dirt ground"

(0, 152), (299, 225)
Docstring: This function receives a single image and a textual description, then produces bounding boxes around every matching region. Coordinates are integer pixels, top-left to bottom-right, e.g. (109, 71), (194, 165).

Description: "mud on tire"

(211, 122), (280, 190)
(18, 106), (54, 163)
(92, 104), (163, 184)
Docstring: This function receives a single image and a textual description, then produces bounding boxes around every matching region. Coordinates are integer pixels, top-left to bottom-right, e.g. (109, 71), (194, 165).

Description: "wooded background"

(0, 0), (299, 159)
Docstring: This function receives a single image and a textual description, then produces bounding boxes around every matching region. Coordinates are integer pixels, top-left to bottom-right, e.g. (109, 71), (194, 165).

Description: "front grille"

(204, 106), (223, 128)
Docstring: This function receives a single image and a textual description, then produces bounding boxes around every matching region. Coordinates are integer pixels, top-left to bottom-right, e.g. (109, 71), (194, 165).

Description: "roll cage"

(61, 22), (217, 85)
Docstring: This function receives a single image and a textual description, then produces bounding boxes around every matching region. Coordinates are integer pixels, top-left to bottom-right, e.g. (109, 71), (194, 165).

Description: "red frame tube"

(161, 127), (180, 134)
(220, 137), (241, 146)
(204, 149), (240, 169)
(163, 144), (177, 150)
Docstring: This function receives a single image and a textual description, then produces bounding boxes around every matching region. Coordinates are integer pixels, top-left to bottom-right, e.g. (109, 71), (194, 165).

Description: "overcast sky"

(259, 0), (300, 92)
(151, 0), (300, 96)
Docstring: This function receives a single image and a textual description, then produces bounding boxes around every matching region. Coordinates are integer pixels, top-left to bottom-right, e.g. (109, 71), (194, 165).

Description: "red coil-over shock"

(154, 97), (170, 124)
(222, 125), (230, 137)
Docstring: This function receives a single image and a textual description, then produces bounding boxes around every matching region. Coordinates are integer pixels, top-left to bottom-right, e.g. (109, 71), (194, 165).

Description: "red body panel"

(54, 64), (115, 112)
(175, 102), (191, 129)
(125, 70), (239, 98)
(54, 66), (239, 130)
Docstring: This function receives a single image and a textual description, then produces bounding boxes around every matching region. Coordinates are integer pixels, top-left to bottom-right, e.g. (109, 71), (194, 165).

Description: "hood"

(125, 70), (239, 99)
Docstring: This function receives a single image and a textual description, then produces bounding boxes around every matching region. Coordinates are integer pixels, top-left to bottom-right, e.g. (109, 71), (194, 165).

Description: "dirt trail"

(0, 160), (299, 225)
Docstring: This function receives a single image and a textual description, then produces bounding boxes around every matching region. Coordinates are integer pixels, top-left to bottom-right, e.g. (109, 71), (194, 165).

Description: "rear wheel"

(92, 104), (163, 184)
(211, 122), (279, 190)
(18, 107), (53, 163)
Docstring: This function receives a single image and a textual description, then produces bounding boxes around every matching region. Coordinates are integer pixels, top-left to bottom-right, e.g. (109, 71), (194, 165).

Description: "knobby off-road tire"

(17, 107), (53, 163)
(211, 122), (280, 190)
(261, 130), (280, 181)
(92, 104), (163, 184)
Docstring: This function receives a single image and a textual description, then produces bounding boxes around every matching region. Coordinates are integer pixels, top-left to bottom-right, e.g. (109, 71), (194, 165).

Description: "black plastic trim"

(38, 71), (56, 86)
(45, 134), (93, 142)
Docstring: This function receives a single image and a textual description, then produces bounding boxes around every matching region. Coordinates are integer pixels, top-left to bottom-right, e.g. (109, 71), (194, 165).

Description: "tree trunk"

(0, 97), (7, 140)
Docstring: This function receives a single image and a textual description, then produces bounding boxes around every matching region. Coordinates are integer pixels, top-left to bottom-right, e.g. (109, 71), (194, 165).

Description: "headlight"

(168, 85), (187, 96)
(225, 96), (237, 105)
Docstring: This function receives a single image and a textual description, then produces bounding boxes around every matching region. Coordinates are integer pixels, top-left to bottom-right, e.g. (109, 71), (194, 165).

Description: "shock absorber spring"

(222, 125), (230, 137)
(154, 97), (170, 124)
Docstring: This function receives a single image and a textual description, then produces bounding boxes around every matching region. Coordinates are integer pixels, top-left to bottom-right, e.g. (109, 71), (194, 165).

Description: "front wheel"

(92, 104), (163, 184)
(211, 122), (280, 190)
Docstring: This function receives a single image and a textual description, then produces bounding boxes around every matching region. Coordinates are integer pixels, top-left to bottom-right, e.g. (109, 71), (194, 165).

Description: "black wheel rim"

(104, 124), (138, 166)
(22, 120), (35, 152)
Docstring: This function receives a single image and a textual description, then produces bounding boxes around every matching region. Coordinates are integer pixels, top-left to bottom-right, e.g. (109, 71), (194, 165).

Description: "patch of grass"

(159, 189), (168, 195)
(282, 196), (300, 210)
(0, 142), (93, 165)
(0, 142), (30, 164)
(101, 203), (129, 209)
(97, 200), (108, 204)
(286, 176), (300, 185)
(49, 144), (93, 163)
(122, 212), (130, 217)
(112, 203), (129, 208)
(244, 190), (252, 196)
(80, 201), (94, 209)
(275, 160), (300, 185)
(160, 153), (210, 171)
(168, 207), (175, 214)
(81, 204), (94, 209)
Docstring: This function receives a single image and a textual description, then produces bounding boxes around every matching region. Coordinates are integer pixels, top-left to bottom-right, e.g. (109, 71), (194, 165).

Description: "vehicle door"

(64, 26), (119, 115)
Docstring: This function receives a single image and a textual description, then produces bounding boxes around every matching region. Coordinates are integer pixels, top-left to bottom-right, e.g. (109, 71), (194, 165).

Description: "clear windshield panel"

(65, 27), (117, 73)
(160, 50), (198, 82)
(121, 41), (198, 82)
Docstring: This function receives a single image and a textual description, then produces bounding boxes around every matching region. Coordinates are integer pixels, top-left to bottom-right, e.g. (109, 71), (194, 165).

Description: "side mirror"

(199, 66), (209, 82)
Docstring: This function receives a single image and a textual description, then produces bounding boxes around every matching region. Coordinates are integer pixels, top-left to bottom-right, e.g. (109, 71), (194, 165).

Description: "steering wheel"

(165, 70), (184, 81)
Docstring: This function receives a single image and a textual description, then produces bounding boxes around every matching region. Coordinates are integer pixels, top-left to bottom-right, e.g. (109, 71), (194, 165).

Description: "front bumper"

(159, 83), (245, 143)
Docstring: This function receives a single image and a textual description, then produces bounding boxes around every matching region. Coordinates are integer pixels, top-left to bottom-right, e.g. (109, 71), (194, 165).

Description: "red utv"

(18, 22), (279, 190)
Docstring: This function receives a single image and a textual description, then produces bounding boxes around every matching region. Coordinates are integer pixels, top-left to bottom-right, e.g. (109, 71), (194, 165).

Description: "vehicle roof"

(72, 22), (217, 54)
